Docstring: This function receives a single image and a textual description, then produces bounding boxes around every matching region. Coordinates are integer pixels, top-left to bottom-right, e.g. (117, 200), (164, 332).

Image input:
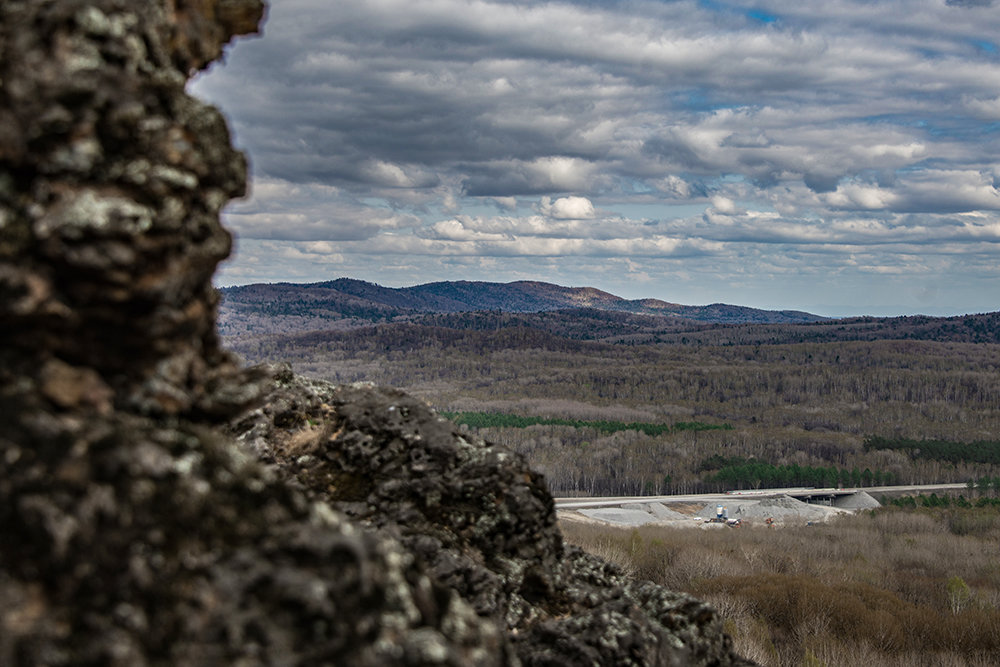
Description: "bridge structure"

(554, 483), (970, 512)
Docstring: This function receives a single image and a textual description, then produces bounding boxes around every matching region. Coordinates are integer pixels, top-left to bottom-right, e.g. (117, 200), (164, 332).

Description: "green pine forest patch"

(864, 435), (1000, 465)
(440, 411), (732, 436)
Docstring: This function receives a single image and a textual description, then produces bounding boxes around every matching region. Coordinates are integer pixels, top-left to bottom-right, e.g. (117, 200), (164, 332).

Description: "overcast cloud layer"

(193, 0), (1000, 316)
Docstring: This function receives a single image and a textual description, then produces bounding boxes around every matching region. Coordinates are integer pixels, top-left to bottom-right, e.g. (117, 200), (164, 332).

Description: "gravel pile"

(694, 496), (842, 523)
(571, 492), (879, 529)
(834, 490), (882, 510)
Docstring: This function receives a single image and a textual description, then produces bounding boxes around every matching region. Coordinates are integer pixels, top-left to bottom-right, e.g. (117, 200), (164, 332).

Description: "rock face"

(230, 368), (750, 665)
(0, 1), (750, 665)
(0, 0), (254, 418)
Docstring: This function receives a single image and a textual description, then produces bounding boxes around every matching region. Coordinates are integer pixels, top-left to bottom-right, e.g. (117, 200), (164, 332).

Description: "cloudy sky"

(191, 0), (1000, 317)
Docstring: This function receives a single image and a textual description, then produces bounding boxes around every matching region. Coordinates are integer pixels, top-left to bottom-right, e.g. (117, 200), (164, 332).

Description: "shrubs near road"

(562, 506), (1000, 666)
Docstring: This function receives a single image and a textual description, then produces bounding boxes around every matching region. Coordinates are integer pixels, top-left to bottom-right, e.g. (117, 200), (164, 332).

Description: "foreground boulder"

(0, 0), (749, 664)
(230, 367), (750, 665)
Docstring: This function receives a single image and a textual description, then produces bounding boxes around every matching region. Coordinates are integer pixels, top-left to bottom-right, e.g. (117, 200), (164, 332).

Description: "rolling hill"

(217, 278), (827, 336)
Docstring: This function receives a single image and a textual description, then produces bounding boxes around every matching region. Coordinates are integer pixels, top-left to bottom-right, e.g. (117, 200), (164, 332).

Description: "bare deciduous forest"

(227, 323), (1000, 497)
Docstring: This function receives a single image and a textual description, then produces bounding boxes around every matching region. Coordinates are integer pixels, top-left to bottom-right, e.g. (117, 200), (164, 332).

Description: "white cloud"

(224, 177), (419, 241)
(708, 196), (741, 215)
(358, 160), (438, 188)
(540, 196), (596, 220)
(823, 184), (900, 210)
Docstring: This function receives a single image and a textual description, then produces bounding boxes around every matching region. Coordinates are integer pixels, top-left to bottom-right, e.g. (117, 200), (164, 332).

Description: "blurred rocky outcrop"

(0, 1), (749, 664)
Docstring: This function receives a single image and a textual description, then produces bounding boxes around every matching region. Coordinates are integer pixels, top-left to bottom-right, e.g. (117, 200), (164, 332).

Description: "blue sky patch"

(746, 9), (778, 23)
(971, 39), (998, 53)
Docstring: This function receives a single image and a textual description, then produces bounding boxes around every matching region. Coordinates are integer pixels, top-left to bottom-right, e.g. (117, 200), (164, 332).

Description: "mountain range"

(218, 278), (827, 337)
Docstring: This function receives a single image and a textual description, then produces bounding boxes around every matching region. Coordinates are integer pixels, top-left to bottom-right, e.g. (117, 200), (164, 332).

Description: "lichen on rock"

(228, 367), (753, 665)
(0, 1), (752, 665)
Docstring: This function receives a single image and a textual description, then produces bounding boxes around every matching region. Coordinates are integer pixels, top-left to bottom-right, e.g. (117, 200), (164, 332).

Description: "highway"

(553, 483), (971, 510)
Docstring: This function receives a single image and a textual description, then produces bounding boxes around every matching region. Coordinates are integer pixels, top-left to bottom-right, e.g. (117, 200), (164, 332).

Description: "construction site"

(557, 489), (884, 529)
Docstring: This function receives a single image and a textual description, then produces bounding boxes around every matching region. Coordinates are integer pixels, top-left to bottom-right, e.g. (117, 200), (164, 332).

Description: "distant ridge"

(217, 278), (829, 337)
(218, 278), (1000, 344)
(222, 278), (826, 322)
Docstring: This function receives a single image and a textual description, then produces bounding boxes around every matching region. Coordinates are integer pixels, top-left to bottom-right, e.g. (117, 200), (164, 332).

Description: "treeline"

(865, 435), (1000, 465)
(650, 311), (1000, 346)
(699, 455), (898, 490)
(412, 309), (693, 341)
(443, 411), (731, 437)
(229, 323), (602, 361)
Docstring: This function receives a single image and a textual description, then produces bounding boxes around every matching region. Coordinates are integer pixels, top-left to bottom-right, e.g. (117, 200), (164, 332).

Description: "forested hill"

(217, 278), (827, 336)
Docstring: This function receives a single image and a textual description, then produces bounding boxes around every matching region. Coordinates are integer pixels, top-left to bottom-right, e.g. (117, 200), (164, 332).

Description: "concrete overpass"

(554, 483), (970, 511)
